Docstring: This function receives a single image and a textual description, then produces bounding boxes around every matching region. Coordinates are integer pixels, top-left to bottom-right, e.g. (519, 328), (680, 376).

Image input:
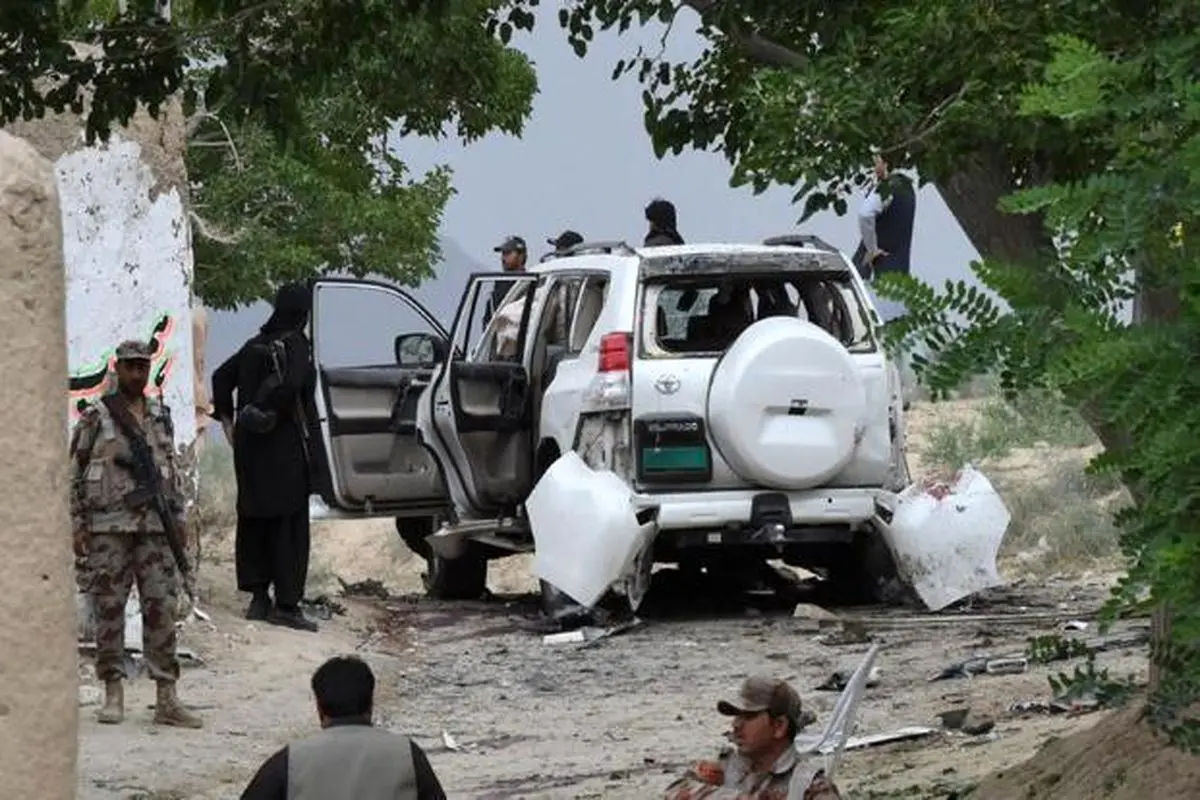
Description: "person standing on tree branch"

(853, 152), (917, 324)
(69, 339), (203, 728)
(212, 283), (323, 632)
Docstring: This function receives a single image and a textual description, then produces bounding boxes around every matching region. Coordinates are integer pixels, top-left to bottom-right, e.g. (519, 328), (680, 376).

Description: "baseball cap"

(493, 235), (527, 254)
(717, 676), (805, 727)
(114, 339), (154, 361)
(547, 230), (584, 251)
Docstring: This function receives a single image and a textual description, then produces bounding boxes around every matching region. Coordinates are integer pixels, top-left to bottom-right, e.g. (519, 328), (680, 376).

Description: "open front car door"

(423, 272), (542, 520)
(310, 278), (450, 518)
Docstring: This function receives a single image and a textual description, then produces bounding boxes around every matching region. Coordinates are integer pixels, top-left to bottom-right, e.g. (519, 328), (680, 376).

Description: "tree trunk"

(938, 151), (1053, 264)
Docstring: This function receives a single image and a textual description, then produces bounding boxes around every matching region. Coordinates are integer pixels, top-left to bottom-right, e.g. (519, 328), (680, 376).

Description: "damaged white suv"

(307, 236), (1003, 613)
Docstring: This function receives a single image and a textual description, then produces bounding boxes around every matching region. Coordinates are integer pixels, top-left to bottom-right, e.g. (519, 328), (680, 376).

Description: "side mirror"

(394, 332), (448, 367)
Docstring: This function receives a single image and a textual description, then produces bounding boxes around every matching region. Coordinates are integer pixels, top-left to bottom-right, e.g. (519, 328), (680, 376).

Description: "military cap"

(114, 339), (154, 361)
(493, 234), (527, 254)
(717, 676), (805, 728)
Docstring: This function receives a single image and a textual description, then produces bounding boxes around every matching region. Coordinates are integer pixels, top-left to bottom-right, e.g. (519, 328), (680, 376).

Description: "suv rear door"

(310, 278), (450, 517)
(632, 249), (885, 492)
(424, 272), (542, 518)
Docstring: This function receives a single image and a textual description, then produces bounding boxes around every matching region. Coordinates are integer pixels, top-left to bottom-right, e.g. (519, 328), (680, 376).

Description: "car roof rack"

(541, 240), (638, 261)
(762, 234), (839, 254)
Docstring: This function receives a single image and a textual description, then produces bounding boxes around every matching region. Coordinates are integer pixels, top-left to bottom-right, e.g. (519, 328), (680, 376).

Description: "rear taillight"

(598, 331), (632, 373)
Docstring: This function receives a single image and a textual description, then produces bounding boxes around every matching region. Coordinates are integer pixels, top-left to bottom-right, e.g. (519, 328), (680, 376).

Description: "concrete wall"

(0, 130), (77, 799)
(9, 96), (198, 453)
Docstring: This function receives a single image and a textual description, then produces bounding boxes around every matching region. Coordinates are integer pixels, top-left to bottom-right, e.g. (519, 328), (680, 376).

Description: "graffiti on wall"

(67, 312), (178, 418)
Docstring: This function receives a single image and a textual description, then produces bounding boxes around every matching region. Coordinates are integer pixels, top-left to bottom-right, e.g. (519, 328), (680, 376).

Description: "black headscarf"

(260, 282), (312, 335)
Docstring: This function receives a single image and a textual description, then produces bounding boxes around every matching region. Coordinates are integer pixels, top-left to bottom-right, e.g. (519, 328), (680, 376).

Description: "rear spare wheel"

(707, 316), (868, 489)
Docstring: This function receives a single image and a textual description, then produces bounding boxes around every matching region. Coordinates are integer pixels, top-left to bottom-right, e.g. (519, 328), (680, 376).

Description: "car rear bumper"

(633, 488), (884, 530)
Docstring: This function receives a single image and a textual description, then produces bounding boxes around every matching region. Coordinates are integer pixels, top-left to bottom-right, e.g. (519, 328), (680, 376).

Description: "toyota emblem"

(654, 374), (681, 395)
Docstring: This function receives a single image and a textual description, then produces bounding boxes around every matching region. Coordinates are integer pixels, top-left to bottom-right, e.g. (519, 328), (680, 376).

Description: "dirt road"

(76, 532), (1146, 799)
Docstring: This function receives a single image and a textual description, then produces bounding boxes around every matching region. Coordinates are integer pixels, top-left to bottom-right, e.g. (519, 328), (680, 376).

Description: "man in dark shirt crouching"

(241, 655), (446, 800)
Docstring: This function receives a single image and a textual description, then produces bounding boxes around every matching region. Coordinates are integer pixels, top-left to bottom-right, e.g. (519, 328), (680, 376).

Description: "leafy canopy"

(881, 30), (1200, 747)
(492, 0), (1194, 261)
(6, 1), (537, 308)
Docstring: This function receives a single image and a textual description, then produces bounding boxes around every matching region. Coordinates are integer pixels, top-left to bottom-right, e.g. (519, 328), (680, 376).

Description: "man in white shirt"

(855, 153), (916, 324)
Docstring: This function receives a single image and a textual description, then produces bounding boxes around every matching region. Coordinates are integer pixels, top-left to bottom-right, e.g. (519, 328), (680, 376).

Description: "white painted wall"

(58, 133), (197, 449)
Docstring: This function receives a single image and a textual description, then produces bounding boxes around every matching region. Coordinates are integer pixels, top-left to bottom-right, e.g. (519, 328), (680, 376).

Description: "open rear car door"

(423, 272), (542, 520)
(310, 278), (451, 517)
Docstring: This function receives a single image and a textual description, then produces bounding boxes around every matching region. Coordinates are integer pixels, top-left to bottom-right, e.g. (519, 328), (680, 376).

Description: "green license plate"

(641, 445), (710, 473)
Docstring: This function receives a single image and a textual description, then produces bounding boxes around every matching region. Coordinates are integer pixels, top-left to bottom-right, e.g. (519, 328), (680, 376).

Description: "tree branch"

(185, 110), (243, 171)
(681, 0), (807, 69)
(189, 210), (241, 245)
(881, 83), (970, 155)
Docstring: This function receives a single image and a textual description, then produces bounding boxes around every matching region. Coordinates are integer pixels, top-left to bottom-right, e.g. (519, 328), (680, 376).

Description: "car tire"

(829, 529), (917, 607)
(394, 516), (435, 561)
(424, 545), (488, 600)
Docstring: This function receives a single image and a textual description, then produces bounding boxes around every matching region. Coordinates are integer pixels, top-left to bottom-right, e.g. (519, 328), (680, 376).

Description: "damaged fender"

(874, 465), (1010, 612)
(526, 450), (656, 609)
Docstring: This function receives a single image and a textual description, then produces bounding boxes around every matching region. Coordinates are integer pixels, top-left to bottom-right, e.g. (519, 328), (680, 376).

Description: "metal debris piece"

(842, 726), (937, 751)
(930, 655), (1028, 681)
(441, 730), (462, 752)
(542, 618), (643, 648)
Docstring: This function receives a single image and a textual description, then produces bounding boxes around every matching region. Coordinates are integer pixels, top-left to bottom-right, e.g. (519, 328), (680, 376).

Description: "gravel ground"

(77, 554), (1147, 800)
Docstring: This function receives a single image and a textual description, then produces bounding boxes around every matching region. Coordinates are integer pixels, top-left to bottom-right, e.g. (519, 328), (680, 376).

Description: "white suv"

(307, 236), (912, 607)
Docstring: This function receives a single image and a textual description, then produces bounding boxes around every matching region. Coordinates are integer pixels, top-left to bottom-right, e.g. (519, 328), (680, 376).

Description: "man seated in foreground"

(664, 676), (842, 799)
(240, 655), (446, 800)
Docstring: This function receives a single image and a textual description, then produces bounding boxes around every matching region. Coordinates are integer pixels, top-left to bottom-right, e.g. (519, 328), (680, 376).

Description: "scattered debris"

(338, 577), (391, 599)
(1064, 619), (1089, 631)
(842, 726), (937, 751)
(1009, 697), (1101, 716)
(441, 730), (462, 752)
(816, 665), (882, 692)
(302, 595), (345, 620)
(792, 603), (840, 631)
(543, 618), (643, 648)
(930, 655), (1028, 681)
(937, 707), (995, 736)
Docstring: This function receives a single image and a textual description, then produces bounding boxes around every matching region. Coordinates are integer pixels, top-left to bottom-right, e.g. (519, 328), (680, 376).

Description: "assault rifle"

(102, 394), (197, 607)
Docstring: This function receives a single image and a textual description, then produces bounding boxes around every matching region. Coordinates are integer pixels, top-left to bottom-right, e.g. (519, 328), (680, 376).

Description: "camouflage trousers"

(85, 532), (181, 683)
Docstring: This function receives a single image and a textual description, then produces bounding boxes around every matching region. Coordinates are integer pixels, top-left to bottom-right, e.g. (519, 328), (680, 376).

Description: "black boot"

(267, 604), (318, 632)
(245, 591), (271, 621)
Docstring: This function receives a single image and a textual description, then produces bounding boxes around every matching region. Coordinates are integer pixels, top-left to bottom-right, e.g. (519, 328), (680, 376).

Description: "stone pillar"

(0, 131), (77, 799)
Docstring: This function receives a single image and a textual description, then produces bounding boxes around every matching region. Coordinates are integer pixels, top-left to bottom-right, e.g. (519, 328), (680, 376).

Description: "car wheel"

(394, 516), (435, 561)
(424, 546), (488, 600)
(829, 529), (917, 606)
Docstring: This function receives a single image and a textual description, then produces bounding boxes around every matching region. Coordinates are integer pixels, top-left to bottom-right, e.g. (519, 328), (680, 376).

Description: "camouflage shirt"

(68, 395), (185, 534)
(663, 747), (843, 800)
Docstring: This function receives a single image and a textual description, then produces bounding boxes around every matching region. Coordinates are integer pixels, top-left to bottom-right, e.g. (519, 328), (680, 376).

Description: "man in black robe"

(212, 283), (322, 632)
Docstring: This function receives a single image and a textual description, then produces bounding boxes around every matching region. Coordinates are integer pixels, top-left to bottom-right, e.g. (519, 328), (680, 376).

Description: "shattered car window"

(644, 274), (875, 356)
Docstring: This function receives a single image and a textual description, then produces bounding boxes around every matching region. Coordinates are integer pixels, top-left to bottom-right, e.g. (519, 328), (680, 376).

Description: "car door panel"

(311, 279), (450, 516)
(428, 273), (541, 515)
(449, 362), (531, 434)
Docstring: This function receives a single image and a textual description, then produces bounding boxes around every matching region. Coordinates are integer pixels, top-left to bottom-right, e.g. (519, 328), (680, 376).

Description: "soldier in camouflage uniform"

(69, 339), (202, 728)
(663, 676), (842, 799)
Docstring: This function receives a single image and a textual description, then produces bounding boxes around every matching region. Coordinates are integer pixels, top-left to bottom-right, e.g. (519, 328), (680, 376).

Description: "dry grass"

(912, 390), (1127, 575)
(194, 436), (237, 538)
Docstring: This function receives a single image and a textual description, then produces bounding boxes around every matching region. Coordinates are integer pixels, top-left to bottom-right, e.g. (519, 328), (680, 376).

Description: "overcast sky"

(207, 7), (981, 374)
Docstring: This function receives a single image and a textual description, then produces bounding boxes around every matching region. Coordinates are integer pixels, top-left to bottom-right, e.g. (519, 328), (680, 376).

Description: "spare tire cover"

(707, 316), (867, 489)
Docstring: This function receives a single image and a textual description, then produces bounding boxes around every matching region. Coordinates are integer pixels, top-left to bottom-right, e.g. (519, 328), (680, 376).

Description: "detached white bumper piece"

(877, 465), (1010, 611)
(526, 451), (654, 609)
